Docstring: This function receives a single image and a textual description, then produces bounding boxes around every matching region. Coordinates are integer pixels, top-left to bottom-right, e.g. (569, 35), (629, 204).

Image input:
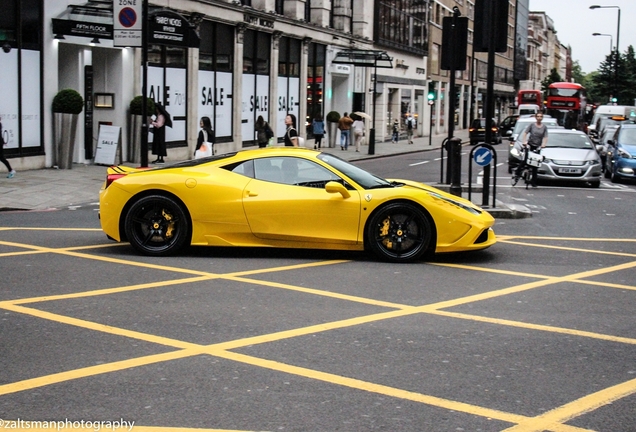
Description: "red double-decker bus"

(546, 82), (587, 130)
(517, 89), (542, 107)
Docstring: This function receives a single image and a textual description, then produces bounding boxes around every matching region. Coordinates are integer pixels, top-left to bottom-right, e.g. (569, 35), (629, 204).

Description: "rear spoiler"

(105, 165), (152, 188)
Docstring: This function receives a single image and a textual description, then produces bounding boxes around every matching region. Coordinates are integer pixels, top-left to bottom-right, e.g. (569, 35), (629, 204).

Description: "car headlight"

(543, 158), (554, 164)
(427, 192), (482, 215)
(510, 148), (520, 157)
(585, 159), (600, 166)
(617, 148), (633, 158)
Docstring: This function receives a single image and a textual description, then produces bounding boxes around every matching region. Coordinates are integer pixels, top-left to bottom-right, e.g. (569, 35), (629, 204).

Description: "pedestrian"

(0, 121), (15, 178)
(406, 114), (415, 144)
(391, 119), (400, 143)
(151, 103), (170, 164)
(338, 112), (353, 150)
(352, 116), (364, 152)
(311, 114), (325, 149)
(255, 115), (270, 148)
(195, 116), (215, 156)
(284, 113), (299, 147)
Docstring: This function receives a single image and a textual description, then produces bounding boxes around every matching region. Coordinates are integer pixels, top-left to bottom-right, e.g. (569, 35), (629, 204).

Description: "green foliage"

(326, 111), (341, 122)
(541, 69), (563, 94)
(52, 89), (84, 114)
(591, 45), (636, 105)
(129, 96), (155, 116)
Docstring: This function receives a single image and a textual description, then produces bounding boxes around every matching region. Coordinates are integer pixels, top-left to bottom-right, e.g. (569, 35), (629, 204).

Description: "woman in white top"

(352, 117), (364, 152)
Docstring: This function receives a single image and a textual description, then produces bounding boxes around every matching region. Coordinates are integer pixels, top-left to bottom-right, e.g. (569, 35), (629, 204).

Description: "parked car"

(507, 116), (559, 172)
(469, 118), (500, 145)
(498, 115), (519, 137)
(605, 123), (636, 183)
(99, 148), (496, 262)
(596, 125), (619, 172)
(537, 129), (602, 188)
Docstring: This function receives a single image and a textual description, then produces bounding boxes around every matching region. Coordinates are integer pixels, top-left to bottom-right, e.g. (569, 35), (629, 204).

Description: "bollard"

(448, 137), (462, 197)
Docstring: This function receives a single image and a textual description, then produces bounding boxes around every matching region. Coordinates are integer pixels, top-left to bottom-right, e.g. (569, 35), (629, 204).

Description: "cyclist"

(514, 112), (548, 188)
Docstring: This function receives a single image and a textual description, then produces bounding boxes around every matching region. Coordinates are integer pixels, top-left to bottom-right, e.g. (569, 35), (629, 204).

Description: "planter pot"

(327, 122), (338, 148)
(53, 113), (79, 169)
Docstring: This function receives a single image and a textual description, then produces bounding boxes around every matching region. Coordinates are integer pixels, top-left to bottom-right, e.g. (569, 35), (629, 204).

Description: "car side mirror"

(607, 139), (614, 146)
(325, 181), (351, 198)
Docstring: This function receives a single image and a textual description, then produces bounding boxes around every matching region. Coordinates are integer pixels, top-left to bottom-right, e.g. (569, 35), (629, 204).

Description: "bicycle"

(511, 144), (543, 189)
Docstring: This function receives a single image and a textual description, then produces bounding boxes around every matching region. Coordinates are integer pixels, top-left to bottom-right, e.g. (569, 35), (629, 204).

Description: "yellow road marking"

(2, 228), (635, 431)
(501, 239), (636, 257)
(502, 377), (636, 432)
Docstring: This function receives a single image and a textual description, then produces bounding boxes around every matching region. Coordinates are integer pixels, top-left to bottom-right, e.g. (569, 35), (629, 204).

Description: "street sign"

(114, 0), (142, 47)
(473, 147), (492, 166)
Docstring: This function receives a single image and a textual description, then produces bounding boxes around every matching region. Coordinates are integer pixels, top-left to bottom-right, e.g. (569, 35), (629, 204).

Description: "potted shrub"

(129, 96), (155, 162)
(52, 89), (84, 169)
(326, 111), (340, 148)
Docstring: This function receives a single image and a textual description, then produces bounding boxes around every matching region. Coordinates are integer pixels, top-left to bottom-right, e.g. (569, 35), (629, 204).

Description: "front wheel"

(124, 194), (191, 256)
(366, 202), (433, 262)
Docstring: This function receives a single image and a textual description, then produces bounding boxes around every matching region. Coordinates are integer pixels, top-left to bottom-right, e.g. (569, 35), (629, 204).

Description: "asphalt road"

(1, 156), (635, 432)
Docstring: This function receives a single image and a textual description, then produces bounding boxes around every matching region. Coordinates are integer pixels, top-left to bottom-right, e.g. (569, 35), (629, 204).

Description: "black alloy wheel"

(366, 202), (433, 263)
(124, 195), (191, 256)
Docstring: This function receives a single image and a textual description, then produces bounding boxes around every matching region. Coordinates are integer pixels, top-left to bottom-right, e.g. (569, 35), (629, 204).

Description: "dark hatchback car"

(605, 123), (636, 183)
(469, 118), (501, 145)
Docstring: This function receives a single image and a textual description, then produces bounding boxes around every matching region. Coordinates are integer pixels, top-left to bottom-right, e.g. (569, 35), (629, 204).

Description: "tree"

(592, 52), (614, 104)
(541, 68), (562, 94)
(617, 45), (636, 105)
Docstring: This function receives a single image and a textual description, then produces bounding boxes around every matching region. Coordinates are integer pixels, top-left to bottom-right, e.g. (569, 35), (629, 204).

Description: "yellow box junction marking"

(1, 228), (635, 431)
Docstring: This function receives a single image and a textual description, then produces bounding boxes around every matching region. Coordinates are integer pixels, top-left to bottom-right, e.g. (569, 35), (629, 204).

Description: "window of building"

(375, 0), (428, 55)
(305, 0), (311, 22)
(277, 37), (301, 137)
(198, 21), (234, 142)
(306, 43), (326, 136)
(276, 0), (284, 15)
(431, 43), (440, 75)
(242, 30), (272, 145)
(241, 0), (252, 6)
(147, 44), (188, 147)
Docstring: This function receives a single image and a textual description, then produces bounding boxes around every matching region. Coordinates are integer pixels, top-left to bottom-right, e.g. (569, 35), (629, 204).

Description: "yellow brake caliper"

(380, 217), (393, 249)
(162, 209), (175, 238)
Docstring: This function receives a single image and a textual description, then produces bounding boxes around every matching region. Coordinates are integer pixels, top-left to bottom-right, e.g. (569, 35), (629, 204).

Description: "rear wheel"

(610, 169), (620, 184)
(366, 202), (433, 262)
(124, 194), (191, 256)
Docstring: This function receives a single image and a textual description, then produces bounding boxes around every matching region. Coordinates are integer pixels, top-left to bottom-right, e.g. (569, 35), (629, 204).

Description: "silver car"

(537, 129), (602, 188)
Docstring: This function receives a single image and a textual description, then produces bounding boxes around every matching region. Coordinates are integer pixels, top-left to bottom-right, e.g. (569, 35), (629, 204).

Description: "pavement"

(0, 130), (529, 218)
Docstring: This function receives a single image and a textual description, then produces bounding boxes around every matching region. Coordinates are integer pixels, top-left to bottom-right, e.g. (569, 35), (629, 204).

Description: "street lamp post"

(590, 5), (621, 103)
(592, 32), (613, 102)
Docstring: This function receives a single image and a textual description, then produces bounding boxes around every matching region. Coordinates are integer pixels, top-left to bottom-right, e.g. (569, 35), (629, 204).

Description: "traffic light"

(428, 81), (436, 101)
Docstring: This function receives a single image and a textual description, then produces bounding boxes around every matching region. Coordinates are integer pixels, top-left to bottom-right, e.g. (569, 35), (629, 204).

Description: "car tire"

(604, 165), (611, 179)
(365, 202), (433, 263)
(124, 194), (191, 256)
(610, 169), (620, 184)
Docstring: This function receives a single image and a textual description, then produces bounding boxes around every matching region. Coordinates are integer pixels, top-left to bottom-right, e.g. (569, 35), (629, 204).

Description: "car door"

(242, 156), (362, 245)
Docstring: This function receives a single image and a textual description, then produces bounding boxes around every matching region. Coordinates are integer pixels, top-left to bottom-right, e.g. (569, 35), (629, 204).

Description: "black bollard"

(448, 137), (462, 197)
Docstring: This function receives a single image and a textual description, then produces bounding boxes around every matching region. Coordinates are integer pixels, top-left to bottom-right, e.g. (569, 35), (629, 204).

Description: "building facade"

(0, 0), (573, 172)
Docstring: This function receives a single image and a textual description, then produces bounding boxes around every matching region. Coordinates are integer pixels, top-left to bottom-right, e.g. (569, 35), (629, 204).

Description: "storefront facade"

(0, 0), (431, 170)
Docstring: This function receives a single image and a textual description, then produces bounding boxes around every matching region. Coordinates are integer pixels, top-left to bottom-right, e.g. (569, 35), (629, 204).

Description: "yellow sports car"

(99, 148), (496, 262)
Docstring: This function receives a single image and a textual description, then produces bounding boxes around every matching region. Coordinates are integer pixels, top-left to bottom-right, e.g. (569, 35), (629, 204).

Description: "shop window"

(375, 0), (427, 55)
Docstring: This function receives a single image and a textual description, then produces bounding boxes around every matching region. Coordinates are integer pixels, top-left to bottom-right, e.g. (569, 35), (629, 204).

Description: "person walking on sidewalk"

(391, 119), (400, 143)
(195, 116), (215, 155)
(338, 112), (353, 150)
(352, 116), (364, 152)
(406, 114), (415, 144)
(311, 114), (325, 149)
(151, 103), (171, 164)
(1, 121), (15, 178)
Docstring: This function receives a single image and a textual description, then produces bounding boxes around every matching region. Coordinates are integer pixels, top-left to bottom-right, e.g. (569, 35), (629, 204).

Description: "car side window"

(254, 157), (342, 188)
(228, 160), (255, 178)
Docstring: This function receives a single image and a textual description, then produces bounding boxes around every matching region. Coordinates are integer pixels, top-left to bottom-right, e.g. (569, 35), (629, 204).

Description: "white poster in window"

(94, 125), (121, 165)
(21, 50), (41, 148)
(165, 67), (186, 143)
(242, 73), (255, 142)
(215, 72), (233, 138)
(277, 77), (288, 138)
(0, 50), (19, 149)
(198, 69), (215, 133)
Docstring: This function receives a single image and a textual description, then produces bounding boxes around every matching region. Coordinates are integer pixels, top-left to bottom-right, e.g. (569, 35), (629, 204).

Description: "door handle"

(246, 191), (258, 197)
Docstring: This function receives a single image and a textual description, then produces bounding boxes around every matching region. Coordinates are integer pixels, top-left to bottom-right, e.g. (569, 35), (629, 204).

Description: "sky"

(529, 0), (636, 74)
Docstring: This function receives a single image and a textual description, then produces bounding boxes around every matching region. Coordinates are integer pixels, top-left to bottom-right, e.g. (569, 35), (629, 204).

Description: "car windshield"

(317, 153), (394, 189)
(545, 133), (594, 149)
(618, 127), (636, 144)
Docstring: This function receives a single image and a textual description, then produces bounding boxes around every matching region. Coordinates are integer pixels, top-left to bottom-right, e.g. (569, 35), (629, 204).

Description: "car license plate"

(559, 168), (582, 174)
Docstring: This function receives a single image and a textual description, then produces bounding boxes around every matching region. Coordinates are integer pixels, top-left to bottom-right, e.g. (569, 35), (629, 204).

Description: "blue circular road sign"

(119, 7), (137, 28)
(474, 147), (493, 167)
